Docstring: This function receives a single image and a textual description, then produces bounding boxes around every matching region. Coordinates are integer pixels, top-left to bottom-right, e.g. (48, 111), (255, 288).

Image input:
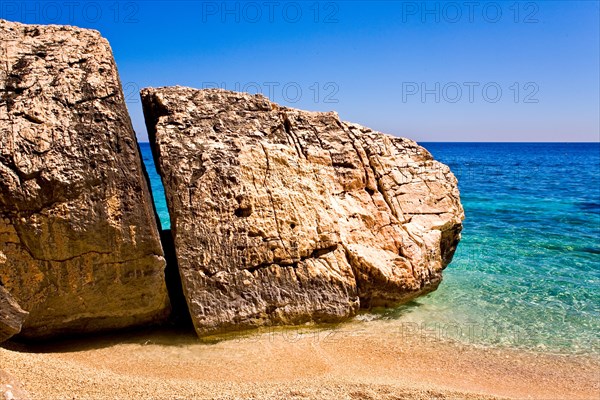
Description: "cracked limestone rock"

(142, 87), (464, 337)
(0, 20), (169, 338)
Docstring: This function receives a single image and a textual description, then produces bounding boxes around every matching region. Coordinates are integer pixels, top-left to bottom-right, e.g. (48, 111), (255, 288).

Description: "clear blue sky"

(2, 1), (599, 142)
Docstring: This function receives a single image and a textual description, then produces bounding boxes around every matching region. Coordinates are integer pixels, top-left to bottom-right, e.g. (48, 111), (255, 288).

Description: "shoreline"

(1, 320), (598, 400)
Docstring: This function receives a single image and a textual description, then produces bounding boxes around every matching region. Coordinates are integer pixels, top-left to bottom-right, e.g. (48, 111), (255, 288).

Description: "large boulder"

(0, 285), (27, 342)
(0, 20), (169, 338)
(142, 87), (464, 337)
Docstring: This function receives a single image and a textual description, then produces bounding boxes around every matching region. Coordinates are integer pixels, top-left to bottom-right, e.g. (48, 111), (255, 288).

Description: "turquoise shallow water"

(140, 142), (600, 355)
(141, 144), (171, 231)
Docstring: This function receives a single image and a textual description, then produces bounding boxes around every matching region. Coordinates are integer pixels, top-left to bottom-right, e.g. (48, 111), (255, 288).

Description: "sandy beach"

(1, 319), (598, 400)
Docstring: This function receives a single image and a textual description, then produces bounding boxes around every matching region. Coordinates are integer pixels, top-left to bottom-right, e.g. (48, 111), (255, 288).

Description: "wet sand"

(1, 319), (598, 400)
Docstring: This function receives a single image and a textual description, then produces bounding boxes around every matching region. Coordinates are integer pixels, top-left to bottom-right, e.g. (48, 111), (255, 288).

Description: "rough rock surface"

(142, 87), (464, 337)
(0, 285), (27, 342)
(0, 20), (169, 338)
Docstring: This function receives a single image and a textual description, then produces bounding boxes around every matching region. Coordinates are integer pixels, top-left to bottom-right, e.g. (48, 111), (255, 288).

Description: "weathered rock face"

(142, 87), (464, 337)
(0, 285), (27, 342)
(0, 20), (169, 338)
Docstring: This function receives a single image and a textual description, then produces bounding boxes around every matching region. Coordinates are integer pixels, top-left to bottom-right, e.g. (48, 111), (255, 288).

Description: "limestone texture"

(0, 285), (27, 342)
(142, 87), (464, 337)
(0, 20), (169, 338)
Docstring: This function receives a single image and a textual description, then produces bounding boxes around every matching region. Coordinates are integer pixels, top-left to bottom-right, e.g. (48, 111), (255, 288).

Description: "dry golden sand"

(1, 319), (598, 400)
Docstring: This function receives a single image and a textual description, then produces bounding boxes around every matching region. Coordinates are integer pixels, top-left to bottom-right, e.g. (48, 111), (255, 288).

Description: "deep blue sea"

(140, 142), (600, 355)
